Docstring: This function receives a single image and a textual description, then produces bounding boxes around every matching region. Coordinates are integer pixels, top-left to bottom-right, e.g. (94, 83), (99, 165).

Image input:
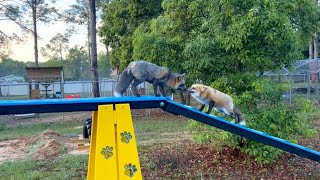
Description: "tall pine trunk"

(89, 0), (100, 97)
(314, 32), (319, 83)
(32, 3), (40, 89)
(314, 32), (318, 59)
(32, 4), (38, 67)
(309, 38), (313, 59)
(309, 38), (315, 81)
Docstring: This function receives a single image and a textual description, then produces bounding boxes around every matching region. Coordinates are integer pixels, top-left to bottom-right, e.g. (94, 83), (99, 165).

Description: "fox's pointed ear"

(178, 73), (186, 81)
(201, 86), (207, 92)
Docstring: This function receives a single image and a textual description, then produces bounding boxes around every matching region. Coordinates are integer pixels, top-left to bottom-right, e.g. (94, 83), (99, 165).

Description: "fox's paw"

(101, 146), (113, 159)
(124, 163), (138, 177)
(239, 138), (247, 147)
(120, 131), (133, 144)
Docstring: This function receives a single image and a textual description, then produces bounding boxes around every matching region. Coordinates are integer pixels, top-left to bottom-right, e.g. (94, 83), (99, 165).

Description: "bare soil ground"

(0, 112), (319, 179)
(140, 140), (320, 179)
(0, 129), (89, 163)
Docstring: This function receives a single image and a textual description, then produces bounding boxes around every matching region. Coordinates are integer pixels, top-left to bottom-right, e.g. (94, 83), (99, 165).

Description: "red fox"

(114, 60), (188, 97)
(188, 84), (246, 146)
(188, 84), (245, 126)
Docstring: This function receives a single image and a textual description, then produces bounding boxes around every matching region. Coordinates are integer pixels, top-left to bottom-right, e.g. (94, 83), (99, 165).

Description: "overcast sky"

(2, 0), (105, 63)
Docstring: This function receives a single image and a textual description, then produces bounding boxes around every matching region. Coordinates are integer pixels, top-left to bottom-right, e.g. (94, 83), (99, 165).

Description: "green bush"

(188, 75), (319, 164)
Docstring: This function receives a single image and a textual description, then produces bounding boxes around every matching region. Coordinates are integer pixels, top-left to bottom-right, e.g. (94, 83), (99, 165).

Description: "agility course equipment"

(0, 96), (319, 179)
(87, 104), (142, 179)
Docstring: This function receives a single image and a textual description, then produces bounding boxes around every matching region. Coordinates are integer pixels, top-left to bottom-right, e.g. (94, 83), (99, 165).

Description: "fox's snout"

(177, 84), (188, 92)
(187, 88), (195, 93)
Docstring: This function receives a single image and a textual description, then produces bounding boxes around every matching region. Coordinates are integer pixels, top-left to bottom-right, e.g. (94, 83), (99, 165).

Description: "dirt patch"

(140, 141), (320, 179)
(0, 140), (27, 162)
(0, 129), (88, 163)
(26, 130), (76, 160)
(139, 131), (193, 145)
(138, 117), (320, 179)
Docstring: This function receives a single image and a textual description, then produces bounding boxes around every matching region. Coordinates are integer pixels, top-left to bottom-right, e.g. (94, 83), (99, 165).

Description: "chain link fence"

(265, 58), (320, 104)
(0, 79), (160, 116)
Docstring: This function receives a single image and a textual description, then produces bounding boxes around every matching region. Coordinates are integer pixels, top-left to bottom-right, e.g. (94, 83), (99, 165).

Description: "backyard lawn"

(0, 110), (319, 179)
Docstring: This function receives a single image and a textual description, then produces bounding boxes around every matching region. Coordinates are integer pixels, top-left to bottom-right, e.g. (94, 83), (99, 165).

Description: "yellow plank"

(115, 104), (142, 180)
(87, 111), (98, 180)
(87, 105), (118, 180)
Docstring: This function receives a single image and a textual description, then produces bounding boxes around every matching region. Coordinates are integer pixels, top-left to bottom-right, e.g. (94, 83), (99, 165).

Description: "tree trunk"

(32, 3), (40, 89)
(309, 38), (315, 81)
(314, 32), (319, 83)
(32, 4), (39, 67)
(89, 0), (100, 97)
(59, 43), (63, 61)
(309, 38), (313, 59)
(314, 32), (318, 59)
(87, 14), (91, 63)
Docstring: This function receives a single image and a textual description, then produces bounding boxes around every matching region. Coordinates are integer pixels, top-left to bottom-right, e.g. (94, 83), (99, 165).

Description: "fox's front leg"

(152, 80), (160, 96)
(199, 104), (205, 112)
(159, 86), (167, 97)
(206, 101), (215, 114)
(131, 79), (144, 97)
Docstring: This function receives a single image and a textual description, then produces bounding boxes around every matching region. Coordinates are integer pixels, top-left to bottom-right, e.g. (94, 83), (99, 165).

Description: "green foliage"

(40, 31), (73, 60)
(0, 57), (26, 78)
(132, 0), (211, 73)
(41, 46), (90, 80)
(98, 52), (112, 78)
(132, 21), (180, 69)
(181, 0), (318, 83)
(99, 0), (163, 68)
(64, 46), (90, 80)
(188, 77), (319, 164)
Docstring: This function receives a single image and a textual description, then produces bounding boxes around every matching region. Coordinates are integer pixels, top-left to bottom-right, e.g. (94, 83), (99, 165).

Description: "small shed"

(25, 67), (64, 99)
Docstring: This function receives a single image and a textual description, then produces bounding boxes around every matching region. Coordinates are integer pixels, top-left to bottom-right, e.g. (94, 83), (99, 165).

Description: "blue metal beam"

(0, 96), (166, 115)
(161, 100), (320, 163)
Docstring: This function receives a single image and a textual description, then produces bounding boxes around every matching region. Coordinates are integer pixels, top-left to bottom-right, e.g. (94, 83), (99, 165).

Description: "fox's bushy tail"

(234, 107), (245, 126)
(233, 107), (246, 147)
(114, 68), (134, 97)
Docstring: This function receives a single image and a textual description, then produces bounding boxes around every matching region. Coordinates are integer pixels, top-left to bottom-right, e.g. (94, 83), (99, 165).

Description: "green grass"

(0, 155), (88, 180)
(0, 121), (83, 141)
(0, 95), (29, 100)
(133, 115), (189, 142)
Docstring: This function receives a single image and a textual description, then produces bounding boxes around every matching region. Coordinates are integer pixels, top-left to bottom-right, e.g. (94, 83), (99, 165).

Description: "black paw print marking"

(101, 146), (113, 159)
(120, 131), (132, 144)
(124, 163), (137, 177)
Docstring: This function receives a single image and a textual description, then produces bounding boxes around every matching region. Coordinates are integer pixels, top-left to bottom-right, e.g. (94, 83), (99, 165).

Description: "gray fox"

(114, 60), (188, 97)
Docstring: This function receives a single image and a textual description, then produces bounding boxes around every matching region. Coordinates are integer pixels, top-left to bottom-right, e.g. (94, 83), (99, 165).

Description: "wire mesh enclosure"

(264, 58), (320, 104)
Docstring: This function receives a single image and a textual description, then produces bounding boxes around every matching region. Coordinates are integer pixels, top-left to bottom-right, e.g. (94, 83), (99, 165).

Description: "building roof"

(25, 66), (64, 82)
